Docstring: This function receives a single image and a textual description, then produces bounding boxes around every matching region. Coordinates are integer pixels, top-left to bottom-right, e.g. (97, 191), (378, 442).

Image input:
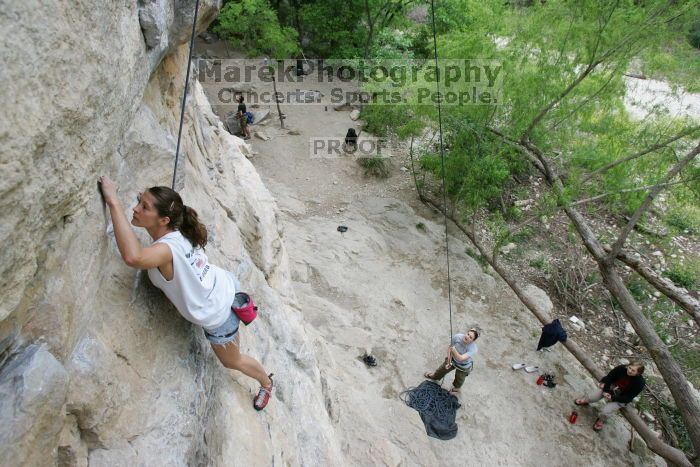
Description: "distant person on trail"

(424, 328), (479, 395)
(98, 176), (273, 411)
(575, 362), (645, 431)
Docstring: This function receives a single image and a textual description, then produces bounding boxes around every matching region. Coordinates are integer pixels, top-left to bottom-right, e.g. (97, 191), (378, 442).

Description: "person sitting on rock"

(575, 362), (645, 431)
(344, 127), (358, 153)
(424, 328), (479, 395)
(237, 109), (251, 140)
(98, 176), (273, 411)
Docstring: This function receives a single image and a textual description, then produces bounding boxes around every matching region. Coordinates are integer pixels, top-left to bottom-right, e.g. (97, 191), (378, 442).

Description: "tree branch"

(570, 176), (700, 207)
(606, 142), (700, 263)
(548, 62), (623, 131)
(581, 126), (700, 184)
(520, 61), (599, 141)
(487, 127), (546, 175)
(607, 247), (700, 327)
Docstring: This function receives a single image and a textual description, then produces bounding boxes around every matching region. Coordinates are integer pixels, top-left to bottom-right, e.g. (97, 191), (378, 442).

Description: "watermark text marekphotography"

(309, 136), (389, 159)
(198, 59), (502, 106)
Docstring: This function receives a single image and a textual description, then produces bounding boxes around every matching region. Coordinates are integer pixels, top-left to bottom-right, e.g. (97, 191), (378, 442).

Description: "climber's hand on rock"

(99, 176), (119, 204)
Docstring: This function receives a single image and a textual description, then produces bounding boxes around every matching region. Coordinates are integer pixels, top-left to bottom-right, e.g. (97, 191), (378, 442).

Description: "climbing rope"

(401, 381), (458, 417)
(429, 0), (454, 339)
(400, 380), (461, 439)
(171, 0), (201, 190)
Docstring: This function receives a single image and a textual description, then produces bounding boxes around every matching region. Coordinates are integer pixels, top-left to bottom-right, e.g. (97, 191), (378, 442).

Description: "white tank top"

(147, 231), (235, 330)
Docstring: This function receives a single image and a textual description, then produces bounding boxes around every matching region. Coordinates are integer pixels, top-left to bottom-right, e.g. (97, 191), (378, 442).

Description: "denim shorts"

(203, 273), (242, 345)
(204, 310), (240, 345)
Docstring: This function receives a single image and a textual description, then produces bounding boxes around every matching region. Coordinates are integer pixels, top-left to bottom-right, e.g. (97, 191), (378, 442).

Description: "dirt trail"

(201, 50), (658, 466)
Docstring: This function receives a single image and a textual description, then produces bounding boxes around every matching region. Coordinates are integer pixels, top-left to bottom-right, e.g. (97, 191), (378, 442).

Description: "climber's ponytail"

(146, 186), (208, 249)
(180, 205), (208, 249)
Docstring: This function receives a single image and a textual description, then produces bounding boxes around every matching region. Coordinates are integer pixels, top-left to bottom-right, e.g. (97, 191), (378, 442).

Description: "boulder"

(522, 284), (554, 317)
(198, 31), (217, 44)
(0, 345), (69, 466)
(629, 431), (649, 458)
(224, 111), (241, 135)
(138, 1), (167, 49)
(499, 242), (516, 255)
(252, 108), (271, 125)
(349, 109), (361, 120)
(255, 130), (271, 141)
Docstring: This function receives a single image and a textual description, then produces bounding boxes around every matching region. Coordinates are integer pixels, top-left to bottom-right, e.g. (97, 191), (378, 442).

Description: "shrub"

(689, 19), (700, 49)
(357, 155), (390, 178)
(626, 279), (647, 301)
(663, 262), (698, 289)
(529, 257), (547, 270)
(665, 205), (700, 235)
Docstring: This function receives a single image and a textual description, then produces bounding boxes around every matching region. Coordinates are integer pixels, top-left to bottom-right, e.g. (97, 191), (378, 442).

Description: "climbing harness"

(171, 0), (201, 190)
(429, 0), (454, 339)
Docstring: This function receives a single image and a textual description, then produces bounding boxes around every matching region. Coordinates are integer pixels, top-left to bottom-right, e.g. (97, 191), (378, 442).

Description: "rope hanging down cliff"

(171, 0), (201, 190)
(429, 0), (454, 339)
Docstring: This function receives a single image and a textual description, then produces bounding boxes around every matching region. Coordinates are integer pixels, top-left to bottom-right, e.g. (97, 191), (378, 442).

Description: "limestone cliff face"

(0, 2), (339, 465)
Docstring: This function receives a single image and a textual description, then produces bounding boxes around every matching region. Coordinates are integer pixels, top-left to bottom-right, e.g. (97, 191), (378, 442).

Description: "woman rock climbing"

(98, 176), (273, 411)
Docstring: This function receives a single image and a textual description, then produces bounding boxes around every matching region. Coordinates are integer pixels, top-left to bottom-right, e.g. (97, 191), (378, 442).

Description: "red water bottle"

(536, 375), (545, 385)
(569, 411), (578, 424)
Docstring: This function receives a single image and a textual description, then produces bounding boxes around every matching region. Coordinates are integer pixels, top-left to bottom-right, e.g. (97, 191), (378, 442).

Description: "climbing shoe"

(253, 373), (274, 411)
(543, 374), (556, 388)
(363, 354), (377, 367)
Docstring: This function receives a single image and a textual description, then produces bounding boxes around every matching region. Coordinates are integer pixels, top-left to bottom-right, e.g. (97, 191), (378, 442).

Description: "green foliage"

(689, 19), (700, 49)
(665, 203), (700, 235)
(529, 257), (547, 270)
(300, 0), (365, 58)
(214, 0), (299, 57)
(626, 279), (648, 301)
(641, 41), (700, 92)
(363, 105), (424, 138)
(659, 403), (694, 454)
(429, 0), (505, 36)
(663, 260), (699, 289)
(417, 118), (527, 211)
(370, 29), (415, 59)
(416, 222), (426, 231)
(505, 205), (523, 221)
(357, 155), (391, 178)
(512, 227), (533, 242)
(671, 344), (700, 388)
(466, 247), (490, 269)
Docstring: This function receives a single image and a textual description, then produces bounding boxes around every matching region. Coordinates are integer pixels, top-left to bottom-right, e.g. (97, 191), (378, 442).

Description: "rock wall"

(0, 2), (340, 465)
